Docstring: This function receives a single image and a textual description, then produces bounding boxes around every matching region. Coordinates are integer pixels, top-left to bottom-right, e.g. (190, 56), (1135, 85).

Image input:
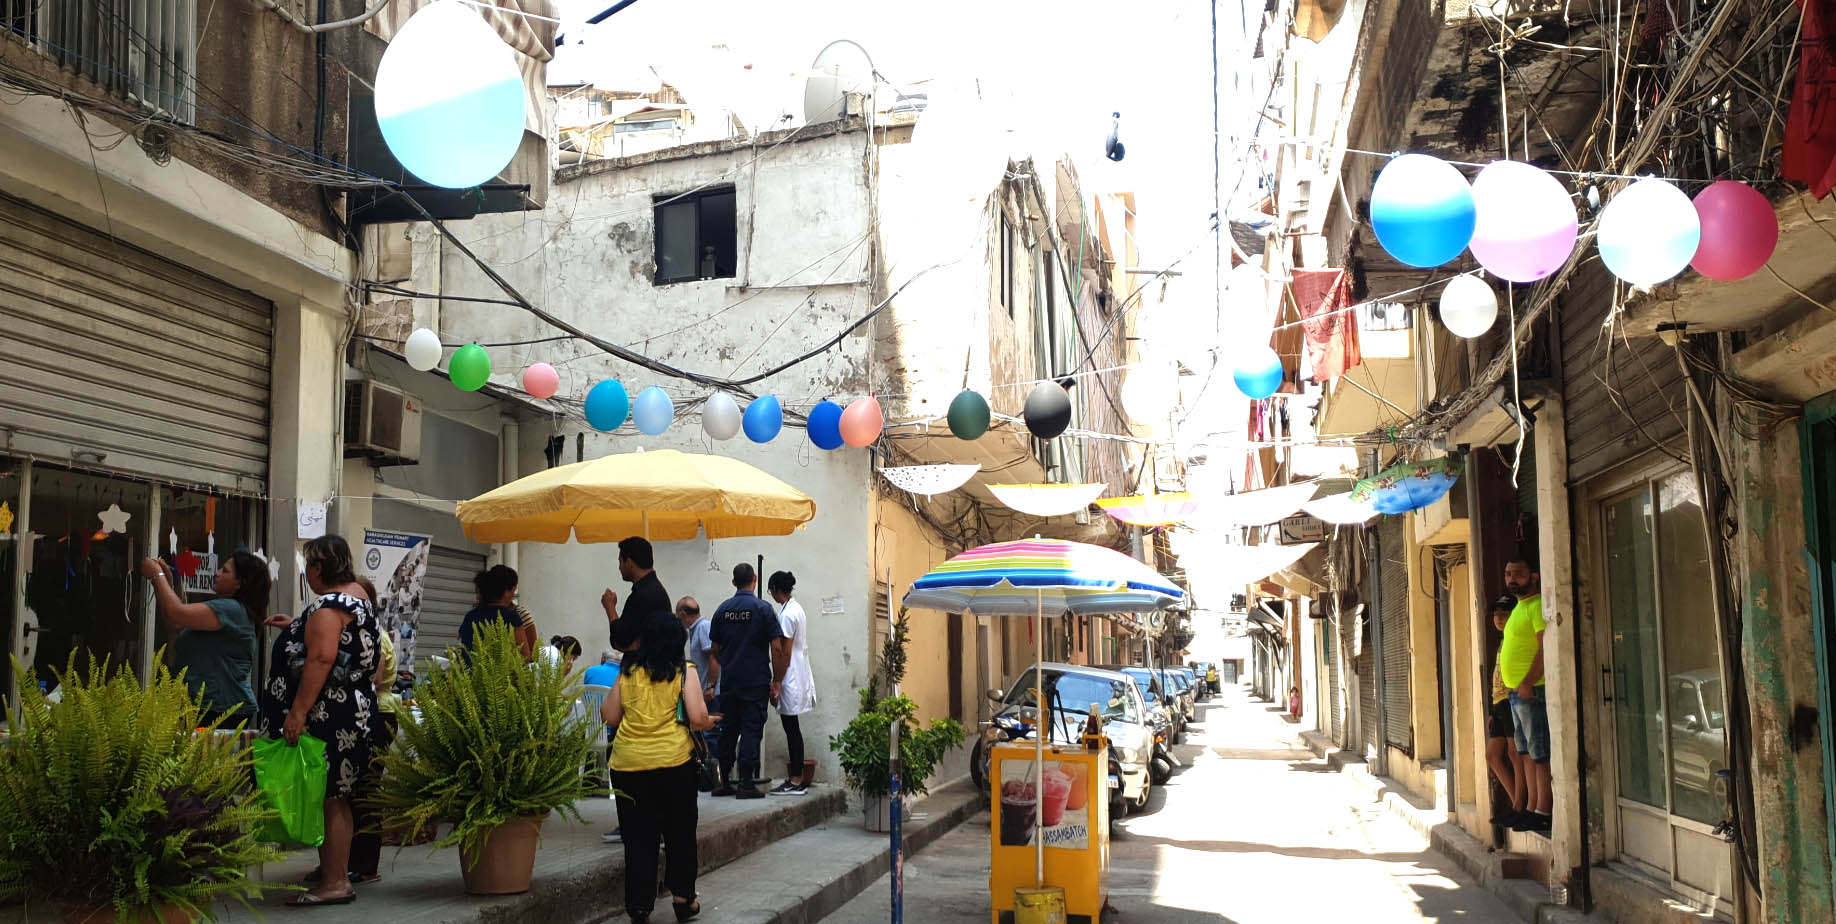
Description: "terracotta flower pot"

(459, 816), (545, 895)
(61, 902), (190, 924)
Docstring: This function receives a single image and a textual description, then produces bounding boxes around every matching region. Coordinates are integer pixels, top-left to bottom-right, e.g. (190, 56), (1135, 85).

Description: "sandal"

(286, 891), (356, 907)
(351, 873), (383, 885)
(672, 899), (700, 922)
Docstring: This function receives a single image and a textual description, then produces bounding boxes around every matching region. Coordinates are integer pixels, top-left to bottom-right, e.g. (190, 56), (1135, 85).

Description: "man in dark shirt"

(709, 562), (785, 799)
(601, 537), (673, 652)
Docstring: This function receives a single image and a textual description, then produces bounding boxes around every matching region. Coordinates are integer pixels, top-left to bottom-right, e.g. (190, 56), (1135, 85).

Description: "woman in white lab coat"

(767, 571), (817, 795)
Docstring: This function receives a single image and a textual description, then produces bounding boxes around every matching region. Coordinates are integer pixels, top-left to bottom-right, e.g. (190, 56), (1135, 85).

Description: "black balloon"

(1024, 381), (1072, 439)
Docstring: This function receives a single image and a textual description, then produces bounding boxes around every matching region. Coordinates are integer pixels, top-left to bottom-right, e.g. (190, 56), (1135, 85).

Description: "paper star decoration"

(173, 549), (203, 578)
(97, 503), (132, 534)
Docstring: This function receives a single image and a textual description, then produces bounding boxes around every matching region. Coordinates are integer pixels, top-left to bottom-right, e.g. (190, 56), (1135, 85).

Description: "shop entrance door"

(1597, 472), (1732, 910)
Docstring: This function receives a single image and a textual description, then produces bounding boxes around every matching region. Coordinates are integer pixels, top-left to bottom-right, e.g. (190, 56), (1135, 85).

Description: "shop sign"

(361, 529), (432, 667)
(1277, 514), (1327, 544)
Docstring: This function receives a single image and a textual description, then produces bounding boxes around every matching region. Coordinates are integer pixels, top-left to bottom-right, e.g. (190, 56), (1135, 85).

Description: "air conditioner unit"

(344, 380), (422, 465)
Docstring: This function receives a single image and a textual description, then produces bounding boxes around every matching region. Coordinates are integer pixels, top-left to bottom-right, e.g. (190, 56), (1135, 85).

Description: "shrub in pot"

(829, 688), (965, 832)
(0, 655), (289, 922)
(365, 623), (600, 894)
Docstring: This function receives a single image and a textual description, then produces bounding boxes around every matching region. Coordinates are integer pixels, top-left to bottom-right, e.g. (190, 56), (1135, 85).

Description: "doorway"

(1596, 471), (1732, 907)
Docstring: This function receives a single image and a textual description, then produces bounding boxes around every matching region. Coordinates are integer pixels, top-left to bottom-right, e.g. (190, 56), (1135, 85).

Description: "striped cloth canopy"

(903, 538), (1185, 616)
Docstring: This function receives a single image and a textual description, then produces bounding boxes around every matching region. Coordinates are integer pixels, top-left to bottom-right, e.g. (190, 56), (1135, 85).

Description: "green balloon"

(449, 343), (492, 392)
(947, 389), (991, 440)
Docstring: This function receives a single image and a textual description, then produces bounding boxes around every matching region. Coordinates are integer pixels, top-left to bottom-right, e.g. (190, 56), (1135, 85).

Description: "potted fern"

(365, 622), (600, 894)
(0, 656), (289, 923)
(829, 611), (966, 832)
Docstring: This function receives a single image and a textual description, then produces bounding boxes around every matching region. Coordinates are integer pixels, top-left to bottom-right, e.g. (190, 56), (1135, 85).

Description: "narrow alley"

(821, 688), (1522, 924)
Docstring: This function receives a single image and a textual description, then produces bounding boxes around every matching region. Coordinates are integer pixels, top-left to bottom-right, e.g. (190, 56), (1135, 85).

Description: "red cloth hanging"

(1785, 0), (1836, 197)
(1290, 268), (1362, 382)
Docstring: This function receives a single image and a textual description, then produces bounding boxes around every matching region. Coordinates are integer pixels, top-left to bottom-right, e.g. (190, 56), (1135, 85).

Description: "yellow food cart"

(988, 742), (1110, 923)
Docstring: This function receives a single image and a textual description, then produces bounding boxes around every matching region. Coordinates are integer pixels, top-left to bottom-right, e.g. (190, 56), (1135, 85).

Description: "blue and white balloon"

(373, 1), (526, 189)
(1231, 347), (1284, 400)
(1598, 177), (1701, 286)
(632, 386), (675, 435)
(702, 392), (742, 440)
(1370, 154), (1476, 268)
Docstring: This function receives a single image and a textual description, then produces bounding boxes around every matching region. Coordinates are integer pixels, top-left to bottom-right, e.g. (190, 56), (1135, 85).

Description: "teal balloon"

(807, 401), (845, 450)
(1232, 348), (1284, 400)
(742, 395), (783, 443)
(632, 386), (675, 435)
(947, 389), (990, 440)
(585, 380), (629, 431)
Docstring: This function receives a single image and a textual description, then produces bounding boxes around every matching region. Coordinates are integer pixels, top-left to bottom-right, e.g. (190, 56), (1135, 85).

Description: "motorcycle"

(1147, 710), (1181, 785)
(971, 710), (1127, 822)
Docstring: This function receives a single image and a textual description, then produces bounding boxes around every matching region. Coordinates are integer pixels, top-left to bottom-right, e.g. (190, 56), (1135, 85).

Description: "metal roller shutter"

(1380, 516), (1413, 753)
(1328, 617), (1344, 740)
(0, 192), (272, 493)
(1357, 648), (1378, 758)
(1560, 262), (1686, 483)
(413, 546), (487, 670)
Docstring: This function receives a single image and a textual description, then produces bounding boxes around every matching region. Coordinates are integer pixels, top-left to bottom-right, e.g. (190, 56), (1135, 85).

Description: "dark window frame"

(653, 186), (738, 285)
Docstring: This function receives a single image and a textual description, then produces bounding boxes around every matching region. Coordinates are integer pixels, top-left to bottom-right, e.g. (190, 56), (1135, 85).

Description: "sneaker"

(768, 781), (807, 796)
(601, 829), (622, 844)
(735, 781), (766, 800)
(710, 782), (737, 798)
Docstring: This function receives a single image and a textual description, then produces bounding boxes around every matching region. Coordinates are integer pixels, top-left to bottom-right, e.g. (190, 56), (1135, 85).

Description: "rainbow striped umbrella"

(903, 537), (1183, 886)
(903, 537), (1185, 616)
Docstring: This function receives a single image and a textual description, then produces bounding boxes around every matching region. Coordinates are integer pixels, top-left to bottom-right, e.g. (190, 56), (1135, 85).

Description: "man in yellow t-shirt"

(1500, 558), (1551, 833)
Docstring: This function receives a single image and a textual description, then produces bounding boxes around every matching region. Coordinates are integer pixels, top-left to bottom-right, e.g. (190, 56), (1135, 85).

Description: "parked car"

(1159, 668), (1197, 722)
(1664, 668), (1728, 799)
(1108, 666), (1184, 744)
(1175, 667), (1205, 703)
(970, 663), (1157, 817)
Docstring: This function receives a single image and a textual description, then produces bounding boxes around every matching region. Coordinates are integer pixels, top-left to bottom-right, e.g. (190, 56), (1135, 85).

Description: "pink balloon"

(1469, 161), (1578, 283)
(839, 396), (884, 447)
(1691, 180), (1778, 281)
(522, 362), (559, 399)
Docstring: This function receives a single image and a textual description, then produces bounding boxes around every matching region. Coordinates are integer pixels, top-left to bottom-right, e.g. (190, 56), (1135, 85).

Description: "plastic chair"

(577, 684), (612, 791)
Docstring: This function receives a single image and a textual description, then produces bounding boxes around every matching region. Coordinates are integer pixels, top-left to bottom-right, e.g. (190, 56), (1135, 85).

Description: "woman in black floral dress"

(259, 534), (380, 907)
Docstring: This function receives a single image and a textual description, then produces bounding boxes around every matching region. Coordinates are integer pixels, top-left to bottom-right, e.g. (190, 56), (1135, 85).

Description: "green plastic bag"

(251, 735), (328, 848)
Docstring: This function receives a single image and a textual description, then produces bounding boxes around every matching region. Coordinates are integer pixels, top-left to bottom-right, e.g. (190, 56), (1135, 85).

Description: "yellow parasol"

(454, 448), (816, 544)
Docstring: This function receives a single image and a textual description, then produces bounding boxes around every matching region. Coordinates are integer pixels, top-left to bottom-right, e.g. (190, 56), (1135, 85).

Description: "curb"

(1297, 731), (1592, 924)
(685, 780), (986, 924)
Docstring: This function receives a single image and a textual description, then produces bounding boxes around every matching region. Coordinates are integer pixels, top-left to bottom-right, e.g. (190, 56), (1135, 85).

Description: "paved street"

(820, 686), (1521, 923)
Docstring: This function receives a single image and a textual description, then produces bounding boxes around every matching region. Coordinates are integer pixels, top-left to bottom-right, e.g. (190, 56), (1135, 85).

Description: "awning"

(1214, 541), (1321, 588)
(1271, 545), (1330, 595)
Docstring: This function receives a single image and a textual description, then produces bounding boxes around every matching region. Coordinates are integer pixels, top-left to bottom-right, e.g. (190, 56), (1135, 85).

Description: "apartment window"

(654, 187), (737, 285)
(999, 215), (1015, 316)
(4, 0), (198, 122)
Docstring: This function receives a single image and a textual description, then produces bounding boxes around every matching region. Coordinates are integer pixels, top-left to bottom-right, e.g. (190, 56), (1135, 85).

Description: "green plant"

(828, 690), (965, 800)
(871, 608), (912, 698)
(364, 622), (600, 868)
(0, 655), (289, 922)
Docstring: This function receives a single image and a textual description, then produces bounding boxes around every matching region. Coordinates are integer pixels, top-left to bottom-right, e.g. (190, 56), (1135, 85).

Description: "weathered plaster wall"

(433, 125), (881, 784)
(1737, 429), (1836, 923)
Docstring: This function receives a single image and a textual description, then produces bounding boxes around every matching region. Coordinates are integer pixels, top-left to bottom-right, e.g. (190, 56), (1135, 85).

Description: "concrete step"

(615, 779), (985, 924)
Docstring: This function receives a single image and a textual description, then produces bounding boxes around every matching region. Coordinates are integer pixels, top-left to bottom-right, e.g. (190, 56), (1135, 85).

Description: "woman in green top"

(140, 550), (269, 726)
(601, 616), (715, 923)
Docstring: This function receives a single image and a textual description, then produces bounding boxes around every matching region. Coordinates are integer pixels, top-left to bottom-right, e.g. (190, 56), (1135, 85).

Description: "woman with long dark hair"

(601, 615), (715, 923)
(458, 565), (537, 660)
(139, 549), (271, 726)
(258, 535), (380, 907)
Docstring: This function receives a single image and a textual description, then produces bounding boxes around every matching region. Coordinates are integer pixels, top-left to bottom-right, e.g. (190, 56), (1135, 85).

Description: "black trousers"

(780, 713), (803, 771)
(349, 712), (399, 877)
(717, 693), (768, 777)
(611, 760), (699, 917)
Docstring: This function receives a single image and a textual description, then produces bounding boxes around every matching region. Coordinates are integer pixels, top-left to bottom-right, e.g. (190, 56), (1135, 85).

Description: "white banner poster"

(361, 529), (432, 669)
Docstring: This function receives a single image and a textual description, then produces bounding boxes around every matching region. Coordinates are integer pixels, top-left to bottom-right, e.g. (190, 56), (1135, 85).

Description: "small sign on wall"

(1277, 514), (1327, 545)
(297, 502), (328, 540)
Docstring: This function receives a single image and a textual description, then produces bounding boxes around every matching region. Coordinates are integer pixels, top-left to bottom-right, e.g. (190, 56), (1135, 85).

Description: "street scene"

(0, 0), (1833, 922)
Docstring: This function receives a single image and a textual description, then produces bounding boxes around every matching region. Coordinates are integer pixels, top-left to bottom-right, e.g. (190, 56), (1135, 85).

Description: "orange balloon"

(839, 396), (884, 447)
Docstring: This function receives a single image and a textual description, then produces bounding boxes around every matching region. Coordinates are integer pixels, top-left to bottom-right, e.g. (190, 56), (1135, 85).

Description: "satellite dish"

(803, 40), (874, 124)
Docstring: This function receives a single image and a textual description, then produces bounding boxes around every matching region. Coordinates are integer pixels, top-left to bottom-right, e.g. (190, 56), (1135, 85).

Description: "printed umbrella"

(903, 537), (1184, 886)
(1350, 456), (1463, 515)
(1095, 492), (1200, 527)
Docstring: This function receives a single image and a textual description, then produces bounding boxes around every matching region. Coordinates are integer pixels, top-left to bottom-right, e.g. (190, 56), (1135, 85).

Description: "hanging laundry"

(1785, 0), (1836, 197)
(1291, 268), (1362, 382)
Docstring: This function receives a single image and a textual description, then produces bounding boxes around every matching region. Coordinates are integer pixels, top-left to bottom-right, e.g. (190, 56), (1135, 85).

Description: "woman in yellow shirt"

(602, 615), (715, 923)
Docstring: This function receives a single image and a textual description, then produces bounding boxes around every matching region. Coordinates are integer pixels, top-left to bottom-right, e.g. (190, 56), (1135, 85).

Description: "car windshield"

(1163, 671), (1189, 691)
(1006, 670), (1137, 723)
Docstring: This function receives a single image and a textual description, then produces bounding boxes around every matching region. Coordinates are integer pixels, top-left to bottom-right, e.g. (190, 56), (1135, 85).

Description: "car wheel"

(1150, 754), (1173, 785)
(1173, 727), (1186, 745)
(1129, 776), (1152, 813)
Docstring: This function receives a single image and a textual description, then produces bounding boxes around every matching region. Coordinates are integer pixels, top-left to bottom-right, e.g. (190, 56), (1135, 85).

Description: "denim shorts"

(1509, 686), (1551, 762)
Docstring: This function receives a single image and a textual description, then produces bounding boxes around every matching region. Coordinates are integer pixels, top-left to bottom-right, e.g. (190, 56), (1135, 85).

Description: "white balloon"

(1122, 359), (1179, 422)
(1438, 275), (1498, 339)
(1597, 177), (1702, 286)
(404, 327), (443, 371)
(702, 391), (742, 440)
